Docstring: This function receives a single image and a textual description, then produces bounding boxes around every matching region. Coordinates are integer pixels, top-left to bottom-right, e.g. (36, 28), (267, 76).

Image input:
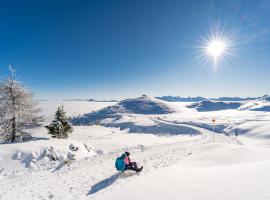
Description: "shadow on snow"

(88, 172), (121, 195)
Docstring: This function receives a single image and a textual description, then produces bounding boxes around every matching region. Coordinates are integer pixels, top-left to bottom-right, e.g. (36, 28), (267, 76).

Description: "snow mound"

(0, 140), (96, 172)
(187, 100), (242, 112)
(103, 96), (173, 115)
(72, 96), (174, 125)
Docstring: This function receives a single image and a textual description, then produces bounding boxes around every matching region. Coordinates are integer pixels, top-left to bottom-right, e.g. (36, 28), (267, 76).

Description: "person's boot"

(136, 166), (143, 173)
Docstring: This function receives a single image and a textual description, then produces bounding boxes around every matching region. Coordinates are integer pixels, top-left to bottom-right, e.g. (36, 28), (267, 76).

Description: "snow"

(72, 96), (174, 126)
(95, 145), (270, 200)
(239, 99), (270, 112)
(187, 100), (242, 111)
(39, 100), (117, 122)
(1, 98), (270, 200)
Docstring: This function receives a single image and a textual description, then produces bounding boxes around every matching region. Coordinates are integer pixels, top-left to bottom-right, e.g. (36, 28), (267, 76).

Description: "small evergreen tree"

(46, 106), (73, 139)
(0, 66), (44, 143)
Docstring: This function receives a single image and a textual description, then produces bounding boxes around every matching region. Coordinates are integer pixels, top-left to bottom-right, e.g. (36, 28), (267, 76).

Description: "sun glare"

(206, 39), (227, 64)
(198, 30), (233, 66)
(207, 40), (225, 57)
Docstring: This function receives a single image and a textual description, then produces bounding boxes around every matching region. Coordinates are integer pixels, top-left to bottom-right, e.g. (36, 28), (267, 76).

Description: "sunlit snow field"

(1, 97), (270, 200)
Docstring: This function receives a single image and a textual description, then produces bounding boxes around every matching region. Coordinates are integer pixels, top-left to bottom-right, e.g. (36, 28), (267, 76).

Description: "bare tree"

(0, 66), (44, 143)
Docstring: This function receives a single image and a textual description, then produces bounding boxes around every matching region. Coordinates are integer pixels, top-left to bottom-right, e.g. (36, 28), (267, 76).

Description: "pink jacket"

(124, 156), (130, 165)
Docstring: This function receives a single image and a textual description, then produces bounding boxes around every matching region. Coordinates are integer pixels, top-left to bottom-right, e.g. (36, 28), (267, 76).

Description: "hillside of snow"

(239, 99), (270, 112)
(187, 100), (242, 111)
(1, 98), (270, 200)
(71, 96), (195, 135)
(94, 143), (270, 200)
(72, 96), (174, 125)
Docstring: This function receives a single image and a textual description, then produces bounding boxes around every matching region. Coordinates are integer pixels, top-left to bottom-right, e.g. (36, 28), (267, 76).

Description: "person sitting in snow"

(115, 151), (143, 173)
(124, 151), (143, 172)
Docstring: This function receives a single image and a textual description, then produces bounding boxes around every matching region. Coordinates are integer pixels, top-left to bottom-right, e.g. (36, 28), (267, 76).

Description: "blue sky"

(0, 0), (270, 100)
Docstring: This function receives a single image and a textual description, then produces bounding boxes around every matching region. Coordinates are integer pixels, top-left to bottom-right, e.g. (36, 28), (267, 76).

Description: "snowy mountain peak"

(117, 96), (173, 114)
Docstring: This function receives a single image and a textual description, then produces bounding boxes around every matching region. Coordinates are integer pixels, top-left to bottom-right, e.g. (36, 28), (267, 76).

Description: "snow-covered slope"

(71, 96), (186, 135)
(94, 143), (270, 200)
(111, 96), (173, 114)
(239, 100), (270, 112)
(1, 99), (270, 200)
(187, 100), (242, 112)
(72, 96), (174, 124)
(0, 121), (225, 200)
(260, 95), (270, 102)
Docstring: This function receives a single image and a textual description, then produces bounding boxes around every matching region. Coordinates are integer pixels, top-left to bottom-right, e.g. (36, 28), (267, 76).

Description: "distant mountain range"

(38, 99), (118, 102)
(39, 95), (270, 103)
(156, 96), (259, 102)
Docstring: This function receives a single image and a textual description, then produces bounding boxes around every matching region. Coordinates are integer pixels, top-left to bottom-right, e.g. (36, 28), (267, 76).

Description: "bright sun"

(205, 39), (227, 65)
(206, 40), (226, 57)
(199, 32), (233, 66)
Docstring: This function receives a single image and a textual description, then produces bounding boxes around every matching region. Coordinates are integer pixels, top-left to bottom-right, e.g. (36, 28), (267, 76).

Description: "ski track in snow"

(0, 124), (232, 200)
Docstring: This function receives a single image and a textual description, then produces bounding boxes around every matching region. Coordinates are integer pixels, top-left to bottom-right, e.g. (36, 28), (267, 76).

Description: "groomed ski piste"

(1, 96), (270, 200)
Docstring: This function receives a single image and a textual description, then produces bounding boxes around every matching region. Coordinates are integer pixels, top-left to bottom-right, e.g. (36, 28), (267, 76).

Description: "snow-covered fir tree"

(46, 106), (73, 139)
(0, 66), (44, 143)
